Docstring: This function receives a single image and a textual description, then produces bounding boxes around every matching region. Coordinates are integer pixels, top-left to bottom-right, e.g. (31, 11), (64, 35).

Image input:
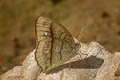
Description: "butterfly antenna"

(78, 18), (93, 41)
(78, 24), (87, 41)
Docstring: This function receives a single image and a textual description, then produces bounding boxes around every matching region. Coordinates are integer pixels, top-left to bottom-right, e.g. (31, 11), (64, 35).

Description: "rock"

(21, 50), (41, 80)
(0, 66), (21, 80)
(1, 40), (120, 80)
(94, 52), (120, 80)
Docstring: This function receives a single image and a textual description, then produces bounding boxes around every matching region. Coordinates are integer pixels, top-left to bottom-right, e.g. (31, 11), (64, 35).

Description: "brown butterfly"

(35, 16), (80, 73)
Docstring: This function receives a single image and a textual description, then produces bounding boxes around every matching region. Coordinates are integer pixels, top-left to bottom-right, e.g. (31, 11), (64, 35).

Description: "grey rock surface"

(0, 40), (120, 80)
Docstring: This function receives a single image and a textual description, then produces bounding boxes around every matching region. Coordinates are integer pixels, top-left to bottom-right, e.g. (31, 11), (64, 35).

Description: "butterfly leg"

(78, 50), (88, 60)
(68, 62), (72, 71)
(95, 47), (104, 57)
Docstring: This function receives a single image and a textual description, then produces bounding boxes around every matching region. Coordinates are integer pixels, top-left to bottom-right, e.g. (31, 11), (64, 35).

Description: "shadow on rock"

(48, 55), (104, 74)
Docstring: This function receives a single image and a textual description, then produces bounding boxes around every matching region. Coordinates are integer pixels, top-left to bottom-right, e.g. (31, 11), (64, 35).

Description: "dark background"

(0, 0), (120, 74)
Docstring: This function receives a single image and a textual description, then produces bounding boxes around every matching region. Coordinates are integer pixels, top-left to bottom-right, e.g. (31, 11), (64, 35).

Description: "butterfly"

(35, 16), (80, 73)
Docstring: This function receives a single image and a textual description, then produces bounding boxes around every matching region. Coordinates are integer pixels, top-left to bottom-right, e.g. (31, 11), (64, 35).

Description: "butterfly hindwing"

(35, 17), (76, 72)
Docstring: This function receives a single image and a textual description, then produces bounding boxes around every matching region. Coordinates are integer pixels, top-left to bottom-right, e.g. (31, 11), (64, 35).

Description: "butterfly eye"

(75, 43), (80, 49)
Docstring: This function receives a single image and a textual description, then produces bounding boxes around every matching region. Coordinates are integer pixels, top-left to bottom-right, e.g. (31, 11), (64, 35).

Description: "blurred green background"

(0, 0), (120, 74)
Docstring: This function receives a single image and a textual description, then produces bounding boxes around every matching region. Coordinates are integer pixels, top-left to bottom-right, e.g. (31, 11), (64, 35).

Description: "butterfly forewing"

(35, 16), (76, 72)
